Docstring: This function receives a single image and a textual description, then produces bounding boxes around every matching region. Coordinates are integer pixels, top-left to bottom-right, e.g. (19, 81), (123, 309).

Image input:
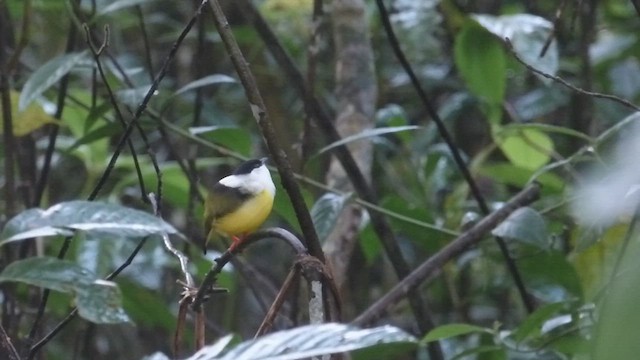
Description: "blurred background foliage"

(1, 0), (640, 359)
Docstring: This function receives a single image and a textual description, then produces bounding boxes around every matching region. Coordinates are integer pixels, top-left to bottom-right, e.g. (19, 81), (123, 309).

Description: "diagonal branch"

(353, 183), (541, 326)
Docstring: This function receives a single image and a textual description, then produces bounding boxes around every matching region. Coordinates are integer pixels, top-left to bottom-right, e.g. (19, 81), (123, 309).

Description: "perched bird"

(203, 158), (275, 253)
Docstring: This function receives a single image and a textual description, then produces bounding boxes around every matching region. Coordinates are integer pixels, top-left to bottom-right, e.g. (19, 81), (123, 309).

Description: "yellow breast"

(214, 189), (274, 236)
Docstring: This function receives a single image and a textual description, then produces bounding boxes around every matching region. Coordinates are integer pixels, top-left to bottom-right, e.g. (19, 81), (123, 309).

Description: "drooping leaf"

(519, 250), (583, 302)
(496, 128), (554, 171)
(512, 302), (567, 342)
(0, 257), (130, 324)
(187, 323), (417, 360)
(479, 162), (565, 194)
(310, 192), (352, 242)
(98, 0), (153, 16)
(191, 126), (252, 157)
(19, 51), (90, 110)
(174, 74), (237, 96)
(76, 280), (131, 323)
(0, 201), (179, 245)
(0, 257), (96, 292)
(69, 122), (121, 151)
(317, 126), (421, 155)
(422, 323), (489, 343)
(471, 14), (558, 84)
(454, 20), (506, 104)
(492, 207), (548, 250)
(0, 90), (60, 136)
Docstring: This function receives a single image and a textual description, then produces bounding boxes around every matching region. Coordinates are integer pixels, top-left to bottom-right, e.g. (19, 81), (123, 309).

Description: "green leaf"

(0, 201), (179, 245)
(520, 250), (583, 302)
(69, 122), (121, 151)
(191, 126), (252, 157)
(317, 126), (421, 155)
(422, 323), (489, 343)
(479, 162), (565, 193)
(496, 128), (554, 171)
(492, 207), (548, 249)
(19, 51), (89, 110)
(98, 0), (152, 16)
(0, 257), (130, 324)
(76, 280), (131, 323)
(310, 192), (351, 242)
(0, 257), (96, 292)
(175, 74), (237, 96)
(454, 20), (506, 104)
(0, 90), (60, 136)
(471, 14), (558, 84)
(512, 302), (567, 342)
(188, 323), (417, 360)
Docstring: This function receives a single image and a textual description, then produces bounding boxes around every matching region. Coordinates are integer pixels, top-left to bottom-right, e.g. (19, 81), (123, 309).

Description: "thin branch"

(0, 323), (20, 360)
(254, 265), (300, 337)
(352, 183), (541, 326)
(191, 227), (308, 310)
(374, 0), (535, 314)
(87, 0), (206, 200)
(506, 38), (639, 112)
(207, 0), (326, 263)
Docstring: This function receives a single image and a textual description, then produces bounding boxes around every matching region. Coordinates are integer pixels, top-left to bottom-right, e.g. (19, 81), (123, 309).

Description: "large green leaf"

(317, 126), (420, 155)
(0, 257), (95, 292)
(97, 0), (153, 16)
(76, 281), (131, 323)
(0, 201), (179, 245)
(492, 207), (548, 250)
(19, 51), (90, 110)
(310, 192), (351, 242)
(174, 74), (237, 96)
(454, 20), (506, 104)
(191, 126), (252, 157)
(186, 323), (416, 360)
(512, 302), (568, 342)
(0, 90), (60, 136)
(471, 14), (558, 84)
(520, 250), (583, 302)
(496, 128), (554, 171)
(422, 323), (489, 343)
(0, 257), (130, 324)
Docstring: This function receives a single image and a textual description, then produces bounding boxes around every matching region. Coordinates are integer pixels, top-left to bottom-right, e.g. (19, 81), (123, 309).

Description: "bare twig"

(254, 265), (301, 337)
(207, 0), (326, 262)
(353, 183), (541, 326)
(506, 38), (640, 112)
(0, 323), (20, 360)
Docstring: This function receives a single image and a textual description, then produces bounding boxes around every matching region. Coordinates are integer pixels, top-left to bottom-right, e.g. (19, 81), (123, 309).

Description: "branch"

(352, 183), (541, 326)
(0, 323), (20, 360)
(191, 227), (308, 310)
(207, 0), (325, 262)
(506, 38), (639, 112)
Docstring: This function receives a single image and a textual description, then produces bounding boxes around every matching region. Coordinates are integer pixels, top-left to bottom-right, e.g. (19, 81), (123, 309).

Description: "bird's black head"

(233, 158), (267, 175)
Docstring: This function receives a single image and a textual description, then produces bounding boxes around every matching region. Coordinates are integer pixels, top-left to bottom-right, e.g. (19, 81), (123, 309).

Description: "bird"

(203, 158), (275, 253)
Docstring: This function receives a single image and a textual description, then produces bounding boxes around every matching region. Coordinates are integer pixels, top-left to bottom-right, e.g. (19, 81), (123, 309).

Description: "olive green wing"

(203, 183), (252, 250)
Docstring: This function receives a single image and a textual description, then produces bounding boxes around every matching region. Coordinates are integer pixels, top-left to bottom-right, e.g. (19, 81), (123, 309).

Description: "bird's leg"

(228, 235), (245, 253)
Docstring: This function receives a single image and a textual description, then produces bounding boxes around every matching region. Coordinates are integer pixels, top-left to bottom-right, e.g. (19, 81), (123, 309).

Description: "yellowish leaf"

(0, 90), (59, 136)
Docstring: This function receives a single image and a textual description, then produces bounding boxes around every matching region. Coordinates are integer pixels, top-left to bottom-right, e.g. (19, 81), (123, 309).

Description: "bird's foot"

(228, 235), (245, 253)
